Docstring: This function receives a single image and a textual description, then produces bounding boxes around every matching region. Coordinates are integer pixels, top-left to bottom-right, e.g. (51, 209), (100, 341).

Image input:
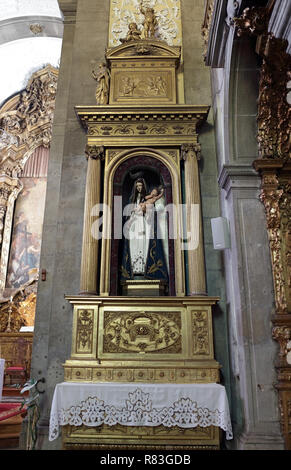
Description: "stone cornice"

(218, 163), (261, 196)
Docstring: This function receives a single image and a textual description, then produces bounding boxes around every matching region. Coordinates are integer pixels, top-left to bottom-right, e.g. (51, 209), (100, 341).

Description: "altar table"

(49, 382), (233, 442)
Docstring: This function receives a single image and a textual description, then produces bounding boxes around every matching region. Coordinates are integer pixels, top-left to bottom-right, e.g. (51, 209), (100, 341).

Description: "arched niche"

(99, 147), (185, 297)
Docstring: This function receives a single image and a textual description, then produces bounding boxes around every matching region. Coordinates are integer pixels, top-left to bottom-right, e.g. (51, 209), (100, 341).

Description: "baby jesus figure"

(140, 186), (164, 213)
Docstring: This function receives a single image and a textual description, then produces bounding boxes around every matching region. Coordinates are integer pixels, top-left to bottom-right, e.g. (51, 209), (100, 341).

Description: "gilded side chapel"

(0, 0), (290, 452)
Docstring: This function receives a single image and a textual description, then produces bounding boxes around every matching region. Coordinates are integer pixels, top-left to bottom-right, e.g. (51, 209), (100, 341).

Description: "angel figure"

(120, 22), (142, 43)
(140, 3), (158, 38)
(92, 62), (110, 105)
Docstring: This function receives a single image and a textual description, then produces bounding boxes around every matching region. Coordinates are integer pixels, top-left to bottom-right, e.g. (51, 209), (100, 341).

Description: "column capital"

(181, 143), (201, 161)
(0, 174), (22, 209)
(85, 144), (104, 160)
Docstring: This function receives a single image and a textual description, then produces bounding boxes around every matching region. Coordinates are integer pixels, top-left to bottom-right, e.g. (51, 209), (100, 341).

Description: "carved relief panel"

(100, 308), (183, 357)
(106, 41), (180, 105)
(108, 0), (182, 48)
(71, 306), (99, 359)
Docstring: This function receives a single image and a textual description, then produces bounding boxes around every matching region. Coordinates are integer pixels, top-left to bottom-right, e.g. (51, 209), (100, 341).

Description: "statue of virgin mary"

(120, 177), (168, 284)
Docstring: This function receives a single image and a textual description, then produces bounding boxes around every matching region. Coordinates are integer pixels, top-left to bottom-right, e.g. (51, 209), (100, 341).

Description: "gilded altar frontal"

(1, 0), (290, 453)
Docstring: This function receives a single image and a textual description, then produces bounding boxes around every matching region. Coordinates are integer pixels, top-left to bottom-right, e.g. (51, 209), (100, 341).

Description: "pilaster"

(80, 145), (104, 294)
(181, 143), (206, 295)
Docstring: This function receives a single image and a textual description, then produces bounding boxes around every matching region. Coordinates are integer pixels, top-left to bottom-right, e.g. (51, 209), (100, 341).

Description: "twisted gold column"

(182, 144), (206, 296)
(80, 145), (104, 294)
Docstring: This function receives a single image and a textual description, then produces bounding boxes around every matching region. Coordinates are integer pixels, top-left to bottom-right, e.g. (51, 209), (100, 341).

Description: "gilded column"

(181, 143), (206, 296)
(80, 145), (104, 294)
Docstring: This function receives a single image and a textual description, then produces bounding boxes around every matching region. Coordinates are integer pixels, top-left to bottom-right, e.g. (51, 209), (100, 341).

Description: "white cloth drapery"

(49, 382), (233, 441)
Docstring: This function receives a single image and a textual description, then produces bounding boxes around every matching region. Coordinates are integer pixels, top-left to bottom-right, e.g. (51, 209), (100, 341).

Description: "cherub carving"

(120, 22), (142, 43)
(140, 3), (158, 39)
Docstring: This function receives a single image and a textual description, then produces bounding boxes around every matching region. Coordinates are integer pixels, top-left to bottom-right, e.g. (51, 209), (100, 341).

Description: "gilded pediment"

(106, 39), (180, 62)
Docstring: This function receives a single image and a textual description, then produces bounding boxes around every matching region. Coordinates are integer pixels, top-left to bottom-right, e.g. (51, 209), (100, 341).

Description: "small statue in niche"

(92, 61), (110, 105)
(120, 22), (142, 43)
(121, 177), (168, 282)
(140, 3), (158, 39)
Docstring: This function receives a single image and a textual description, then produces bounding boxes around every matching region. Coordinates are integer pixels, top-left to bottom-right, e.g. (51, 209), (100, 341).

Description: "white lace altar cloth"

(0, 359), (5, 401)
(49, 382), (233, 441)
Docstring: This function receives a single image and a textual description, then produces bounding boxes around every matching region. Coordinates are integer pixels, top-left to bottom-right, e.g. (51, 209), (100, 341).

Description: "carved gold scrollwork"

(76, 309), (94, 353)
(103, 311), (182, 354)
(192, 311), (210, 355)
(259, 187), (288, 315)
(257, 36), (291, 161)
(272, 326), (291, 362)
(234, 6), (271, 38)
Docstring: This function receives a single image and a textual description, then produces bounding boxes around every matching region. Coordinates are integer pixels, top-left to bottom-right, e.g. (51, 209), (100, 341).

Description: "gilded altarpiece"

(63, 3), (222, 450)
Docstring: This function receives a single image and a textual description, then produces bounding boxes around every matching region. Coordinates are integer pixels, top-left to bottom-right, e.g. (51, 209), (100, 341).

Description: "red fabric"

(0, 403), (27, 422)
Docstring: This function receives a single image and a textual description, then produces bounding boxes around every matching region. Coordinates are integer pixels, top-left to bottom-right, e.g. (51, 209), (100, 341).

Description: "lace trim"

(49, 388), (233, 441)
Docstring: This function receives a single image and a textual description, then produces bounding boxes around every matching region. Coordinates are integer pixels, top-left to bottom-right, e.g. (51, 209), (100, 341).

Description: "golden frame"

(99, 146), (185, 296)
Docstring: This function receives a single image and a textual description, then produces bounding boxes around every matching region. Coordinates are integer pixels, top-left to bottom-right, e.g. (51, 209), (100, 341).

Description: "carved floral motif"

(192, 311), (210, 355)
(103, 311), (182, 354)
(76, 309), (94, 353)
